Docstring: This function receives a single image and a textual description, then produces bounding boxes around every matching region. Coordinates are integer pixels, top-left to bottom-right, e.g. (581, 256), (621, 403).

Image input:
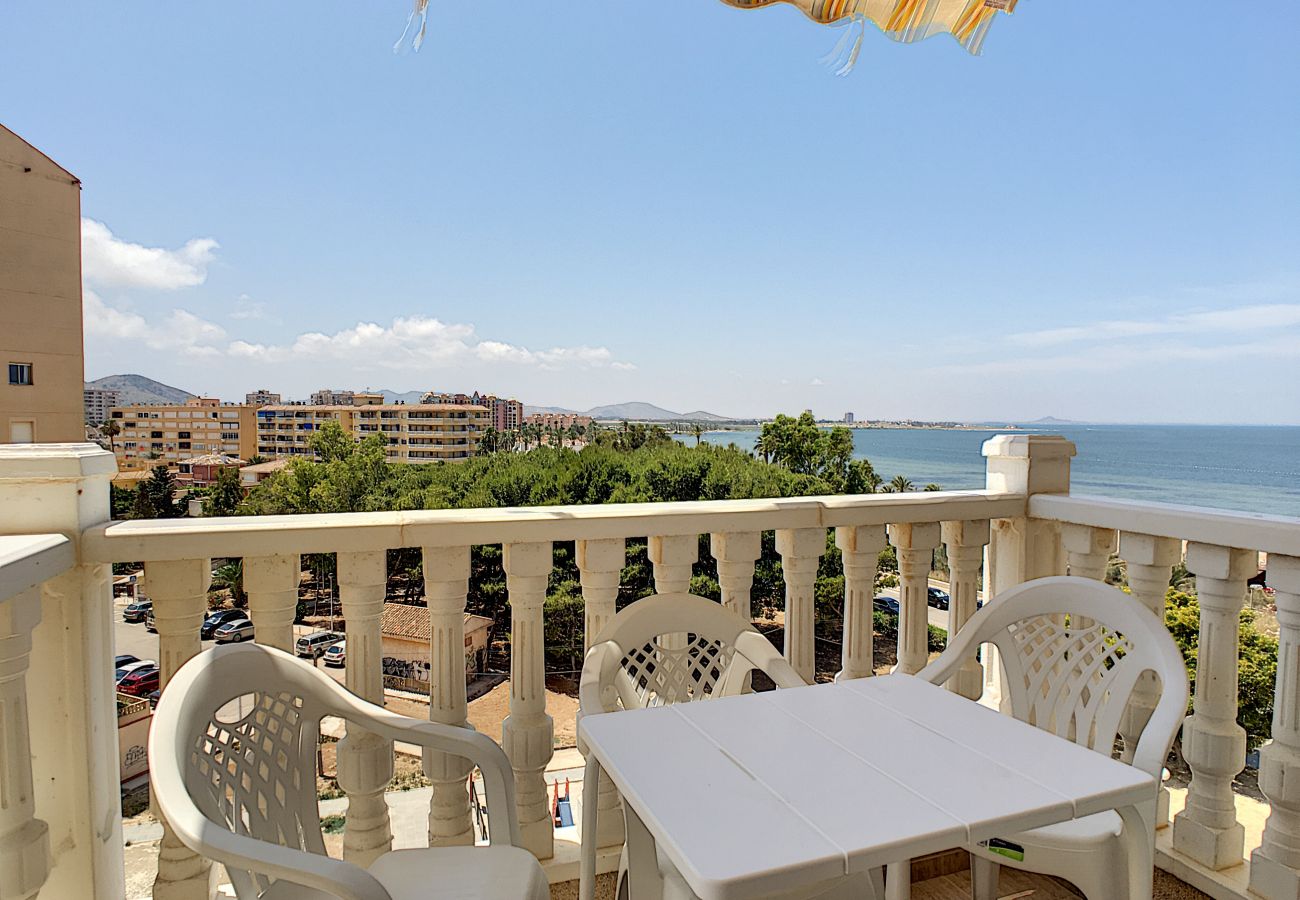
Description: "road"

(874, 579), (986, 632)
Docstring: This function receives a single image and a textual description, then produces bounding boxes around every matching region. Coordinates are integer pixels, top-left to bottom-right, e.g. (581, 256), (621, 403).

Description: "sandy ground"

(384, 677), (581, 748)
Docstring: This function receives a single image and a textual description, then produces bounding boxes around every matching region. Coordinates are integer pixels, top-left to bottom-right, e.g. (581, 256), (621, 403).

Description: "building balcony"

(1, 437), (1298, 900)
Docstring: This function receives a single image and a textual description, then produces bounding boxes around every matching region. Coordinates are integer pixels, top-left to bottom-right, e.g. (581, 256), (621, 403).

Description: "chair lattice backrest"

(581, 593), (805, 716)
(920, 576), (1188, 779)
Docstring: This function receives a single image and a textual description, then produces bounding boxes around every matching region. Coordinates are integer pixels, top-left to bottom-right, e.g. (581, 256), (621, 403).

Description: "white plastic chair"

(149, 642), (549, 900)
(917, 575), (1189, 900)
(577, 593), (866, 900)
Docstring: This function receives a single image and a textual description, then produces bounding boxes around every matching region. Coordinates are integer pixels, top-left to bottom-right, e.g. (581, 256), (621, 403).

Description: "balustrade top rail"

(0, 533), (75, 602)
(81, 490), (1026, 562)
(1031, 494), (1300, 557)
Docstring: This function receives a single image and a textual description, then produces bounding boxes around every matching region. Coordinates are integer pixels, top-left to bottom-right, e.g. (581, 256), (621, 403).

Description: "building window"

(8, 363), (33, 386)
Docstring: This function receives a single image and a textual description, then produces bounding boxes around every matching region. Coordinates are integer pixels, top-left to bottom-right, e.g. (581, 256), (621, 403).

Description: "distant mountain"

(378, 389), (425, 405)
(679, 410), (732, 423)
(1028, 416), (1080, 425)
(523, 405), (580, 417)
(522, 401), (734, 421)
(86, 374), (192, 406)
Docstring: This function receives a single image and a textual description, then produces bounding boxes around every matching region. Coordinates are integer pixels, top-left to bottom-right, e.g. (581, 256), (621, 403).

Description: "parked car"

(146, 690), (161, 708)
(145, 609), (157, 632)
(118, 665), (161, 697)
(115, 659), (156, 684)
(322, 640), (346, 667)
(122, 599), (152, 623)
(201, 608), (248, 640)
(926, 587), (951, 610)
(295, 631), (343, 660)
(872, 596), (900, 616)
(114, 653), (140, 669)
(213, 618), (255, 643)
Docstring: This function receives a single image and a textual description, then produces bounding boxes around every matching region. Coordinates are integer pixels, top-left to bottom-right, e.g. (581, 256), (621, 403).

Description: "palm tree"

(691, 423), (704, 447)
(888, 475), (915, 493)
(923, 483), (943, 492)
(101, 417), (120, 451)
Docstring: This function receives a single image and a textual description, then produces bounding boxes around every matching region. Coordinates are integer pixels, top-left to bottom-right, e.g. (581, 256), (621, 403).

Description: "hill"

(378, 389), (425, 405)
(522, 401), (734, 421)
(86, 374), (192, 405)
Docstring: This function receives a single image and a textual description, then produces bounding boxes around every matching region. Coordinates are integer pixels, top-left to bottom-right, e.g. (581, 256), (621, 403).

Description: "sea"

(674, 425), (1300, 518)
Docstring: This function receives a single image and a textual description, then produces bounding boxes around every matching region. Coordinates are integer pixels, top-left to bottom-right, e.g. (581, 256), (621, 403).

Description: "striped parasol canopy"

(397, 0), (1019, 66)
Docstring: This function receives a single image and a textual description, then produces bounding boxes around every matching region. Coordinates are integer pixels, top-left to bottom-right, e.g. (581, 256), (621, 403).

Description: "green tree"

(132, 465), (183, 519)
(923, 483), (942, 492)
(211, 560), (247, 606)
(885, 475), (915, 493)
(310, 420), (356, 463)
(206, 467), (244, 517)
(101, 417), (120, 451)
(691, 423), (704, 447)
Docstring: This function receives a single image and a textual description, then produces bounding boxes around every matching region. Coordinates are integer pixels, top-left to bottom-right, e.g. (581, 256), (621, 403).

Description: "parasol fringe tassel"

(836, 19), (865, 76)
(822, 14), (865, 76)
(819, 19), (856, 67)
(394, 0), (430, 53)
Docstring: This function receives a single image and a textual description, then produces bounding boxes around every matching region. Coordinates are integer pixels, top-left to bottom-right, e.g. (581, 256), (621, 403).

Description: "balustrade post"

(648, 534), (696, 595)
(982, 435), (1074, 707)
(146, 558), (214, 900)
(502, 542), (555, 859)
(711, 532), (761, 621)
(576, 539), (626, 850)
(888, 523), (942, 675)
(1250, 556), (1300, 899)
(776, 528), (825, 683)
(335, 551), (393, 864)
(1118, 532), (1181, 827)
(1061, 524), (1116, 581)
(0, 587), (50, 900)
(0, 445), (123, 900)
(941, 520), (990, 699)
(422, 547), (475, 846)
(244, 555), (300, 652)
(834, 526), (885, 682)
(1172, 543), (1255, 870)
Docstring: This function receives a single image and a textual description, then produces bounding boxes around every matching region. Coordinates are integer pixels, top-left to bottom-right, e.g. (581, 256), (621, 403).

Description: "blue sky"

(4, 1), (1298, 423)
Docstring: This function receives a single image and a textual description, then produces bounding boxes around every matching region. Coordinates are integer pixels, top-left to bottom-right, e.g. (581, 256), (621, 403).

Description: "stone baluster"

(1251, 556), (1300, 898)
(888, 523), (942, 676)
(1172, 543), (1255, 870)
(0, 587), (50, 900)
(244, 555), (301, 652)
(1118, 532), (1180, 826)
(648, 534), (697, 651)
(422, 547), (475, 846)
(0, 445), (124, 900)
(711, 532), (761, 621)
(576, 539), (627, 850)
(502, 542), (555, 859)
(834, 526), (885, 682)
(335, 551), (393, 864)
(776, 528), (825, 683)
(146, 559), (213, 900)
(1061, 524), (1116, 581)
(941, 520), (990, 699)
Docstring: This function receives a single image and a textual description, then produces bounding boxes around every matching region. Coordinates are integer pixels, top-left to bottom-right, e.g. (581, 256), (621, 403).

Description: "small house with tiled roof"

(380, 602), (492, 681)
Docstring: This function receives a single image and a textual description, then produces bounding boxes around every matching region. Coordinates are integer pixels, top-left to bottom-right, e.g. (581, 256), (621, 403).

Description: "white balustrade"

(888, 522), (941, 676)
(422, 546), (474, 846)
(940, 519), (989, 699)
(1061, 523), (1116, 581)
(1173, 543), (1255, 870)
(834, 525), (885, 682)
(776, 528), (825, 683)
(648, 534), (697, 651)
(1252, 556), (1300, 897)
(576, 539), (626, 850)
(501, 542), (555, 859)
(335, 551), (393, 864)
(711, 531), (761, 621)
(244, 554), (300, 652)
(145, 558), (213, 900)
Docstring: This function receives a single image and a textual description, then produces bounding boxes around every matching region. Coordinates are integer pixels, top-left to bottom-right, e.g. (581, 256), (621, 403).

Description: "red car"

(118, 665), (160, 697)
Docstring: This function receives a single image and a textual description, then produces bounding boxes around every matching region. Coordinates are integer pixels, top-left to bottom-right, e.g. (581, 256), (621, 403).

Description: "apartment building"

(525, 412), (593, 430)
(84, 388), (120, 425)
(1, 125), (85, 443)
(422, 390), (523, 432)
(256, 403), (488, 463)
(244, 389), (281, 406)
(308, 389), (385, 406)
(108, 398), (258, 469)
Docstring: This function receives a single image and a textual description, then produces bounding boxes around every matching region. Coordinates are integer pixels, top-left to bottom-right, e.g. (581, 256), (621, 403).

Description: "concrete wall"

(0, 125), (84, 443)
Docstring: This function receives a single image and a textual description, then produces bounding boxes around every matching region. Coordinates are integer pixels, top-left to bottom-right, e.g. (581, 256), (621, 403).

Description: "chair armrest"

(331, 697), (522, 848)
(172, 809), (391, 900)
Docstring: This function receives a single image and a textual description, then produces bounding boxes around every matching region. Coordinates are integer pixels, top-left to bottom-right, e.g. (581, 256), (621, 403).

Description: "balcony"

(2, 436), (1299, 900)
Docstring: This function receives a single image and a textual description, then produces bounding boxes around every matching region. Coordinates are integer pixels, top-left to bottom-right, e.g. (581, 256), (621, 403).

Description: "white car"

(322, 640), (346, 667)
(115, 659), (157, 684)
(213, 617), (255, 643)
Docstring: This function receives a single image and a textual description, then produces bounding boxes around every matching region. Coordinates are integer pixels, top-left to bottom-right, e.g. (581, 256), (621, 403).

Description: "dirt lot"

(382, 676), (581, 749)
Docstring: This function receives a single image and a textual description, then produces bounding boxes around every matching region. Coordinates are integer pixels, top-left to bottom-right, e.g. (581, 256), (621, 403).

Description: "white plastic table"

(578, 674), (1157, 900)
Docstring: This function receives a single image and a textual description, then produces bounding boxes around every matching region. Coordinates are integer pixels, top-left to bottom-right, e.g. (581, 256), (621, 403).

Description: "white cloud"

(1009, 303), (1300, 348)
(83, 290), (226, 357)
(231, 294), (269, 320)
(229, 315), (633, 371)
(81, 218), (218, 290)
(810, 377), (826, 386)
(931, 335), (1300, 377)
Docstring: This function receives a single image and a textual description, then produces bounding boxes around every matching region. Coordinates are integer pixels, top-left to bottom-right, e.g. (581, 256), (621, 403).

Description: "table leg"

(581, 757), (601, 900)
(1118, 804), (1155, 899)
(625, 804), (666, 900)
(885, 861), (910, 900)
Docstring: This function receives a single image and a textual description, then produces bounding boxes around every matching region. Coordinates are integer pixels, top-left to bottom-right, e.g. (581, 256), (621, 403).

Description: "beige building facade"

(255, 403), (488, 462)
(1, 125), (85, 443)
(108, 398), (258, 469)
